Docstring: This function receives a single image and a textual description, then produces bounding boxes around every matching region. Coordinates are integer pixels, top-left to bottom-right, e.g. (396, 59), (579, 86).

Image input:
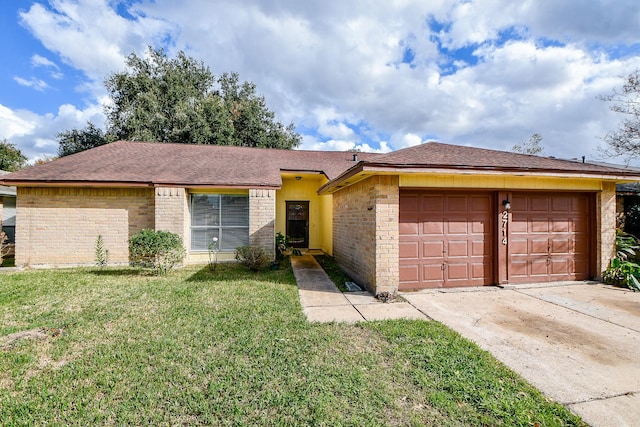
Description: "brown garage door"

(509, 193), (591, 284)
(399, 192), (494, 290)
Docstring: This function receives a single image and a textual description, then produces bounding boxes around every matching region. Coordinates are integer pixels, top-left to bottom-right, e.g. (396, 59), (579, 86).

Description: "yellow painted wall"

(276, 174), (333, 254)
(399, 173), (609, 190)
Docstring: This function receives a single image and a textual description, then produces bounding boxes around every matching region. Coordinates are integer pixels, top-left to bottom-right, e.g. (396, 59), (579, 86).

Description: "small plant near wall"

(129, 229), (185, 275)
(0, 231), (7, 265)
(602, 229), (640, 291)
(275, 232), (302, 258)
(208, 237), (219, 272)
(94, 235), (110, 268)
(235, 245), (270, 271)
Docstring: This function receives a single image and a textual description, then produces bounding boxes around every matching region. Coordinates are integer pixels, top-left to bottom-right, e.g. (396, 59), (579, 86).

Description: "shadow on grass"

(185, 259), (296, 286)
(88, 267), (153, 277)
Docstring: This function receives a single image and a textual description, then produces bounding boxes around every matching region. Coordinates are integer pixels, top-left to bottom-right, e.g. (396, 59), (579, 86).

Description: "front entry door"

(286, 201), (309, 248)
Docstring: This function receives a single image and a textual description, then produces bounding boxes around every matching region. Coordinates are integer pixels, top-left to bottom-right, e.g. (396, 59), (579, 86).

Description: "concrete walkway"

(291, 255), (427, 322)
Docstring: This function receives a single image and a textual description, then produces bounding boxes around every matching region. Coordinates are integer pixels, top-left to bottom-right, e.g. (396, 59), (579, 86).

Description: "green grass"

(313, 254), (352, 292)
(0, 265), (584, 426)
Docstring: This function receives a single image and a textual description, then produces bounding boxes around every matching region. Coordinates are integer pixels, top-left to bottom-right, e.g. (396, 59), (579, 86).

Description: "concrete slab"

(298, 289), (351, 307)
(356, 302), (427, 321)
(344, 291), (379, 305)
(568, 392), (640, 427)
(402, 284), (640, 427)
(294, 269), (341, 292)
(304, 305), (364, 323)
(518, 283), (640, 333)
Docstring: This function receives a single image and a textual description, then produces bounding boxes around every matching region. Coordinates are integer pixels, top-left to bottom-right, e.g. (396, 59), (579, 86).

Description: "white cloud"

(31, 54), (63, 79)
(13, 76), (50, 91)
(0, 102), (104, 159)
(5, 0), (640, 165)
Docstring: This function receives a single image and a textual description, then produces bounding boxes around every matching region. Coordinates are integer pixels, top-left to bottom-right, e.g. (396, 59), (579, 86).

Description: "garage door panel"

(510, 239), (528, 255)
(551, 259), (571, 275)
(551, 220), (569, 232)
(399, 264), (419, 282)
(531, 219), (550, 233)
(551, 197), (570, 211)
(530, 239), (549, 254)
(447, 196), (468, 212)
(447, 220), (468, 234)
(509, 193), (591, 284)
(399, 241), (419, 259)
(423, 221), (444, 235)
(423, 264), (444, 282)
(471, 241), (488, 256)
(448, 263), (469, 280)
(530, 197), (549, 211)
(400, 191), (493, 290)
(423, 241), (444, 258)
(448, 239), (469, 255)
(399, 220), (419, 235)
(530, 259), (549, 276)
(423, 195), (444, 212)
(400, 195), (419, 212)
(551, 239), (569, 254)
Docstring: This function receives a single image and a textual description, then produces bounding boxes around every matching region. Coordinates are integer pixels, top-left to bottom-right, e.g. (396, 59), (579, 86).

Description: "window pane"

(221, 227), (249, 251)
(192, 195), (219, 226)
(191, 228), (219, 251)
(221, 196), (249, 226)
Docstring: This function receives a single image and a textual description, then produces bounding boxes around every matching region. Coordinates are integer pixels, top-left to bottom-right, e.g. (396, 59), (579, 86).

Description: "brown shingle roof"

(0, 141), (379, 188)
(2, 141), (638, 190)
(367, 142), (639, 175)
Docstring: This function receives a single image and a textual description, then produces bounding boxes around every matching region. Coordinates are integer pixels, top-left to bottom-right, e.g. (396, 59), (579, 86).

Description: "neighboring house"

(0, 170), (17, 257)
(1, 140), (640, 294)
(617, 182), (640, 237)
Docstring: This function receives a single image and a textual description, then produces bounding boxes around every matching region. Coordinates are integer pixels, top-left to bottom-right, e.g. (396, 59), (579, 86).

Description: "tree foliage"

(57, 122), (110, 157)
(104, 47), (300, 149)
(602, 69), (640, 160)
(0, 140), (28, 172)
(512, 133), (544, 155)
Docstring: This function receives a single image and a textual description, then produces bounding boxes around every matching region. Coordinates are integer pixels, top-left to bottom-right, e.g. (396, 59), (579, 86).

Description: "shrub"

(0, 231), (7, 264)
(129, 229), (185, 274)
(235, 245), (270, 271)
(94, 235), (110, 268)
(603, 229), (640, 291)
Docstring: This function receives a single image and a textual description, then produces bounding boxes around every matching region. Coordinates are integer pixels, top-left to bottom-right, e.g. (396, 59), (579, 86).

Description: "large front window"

(191, 194), (249, 251)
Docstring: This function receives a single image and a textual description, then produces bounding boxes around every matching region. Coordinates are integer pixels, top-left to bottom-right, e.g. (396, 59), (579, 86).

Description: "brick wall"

(16, 187), (154, 266)
(249, 189), (275, 260)
(333, 176), (399, 294)
(154, 187), (190, 255)
(597, 183), (617, 278)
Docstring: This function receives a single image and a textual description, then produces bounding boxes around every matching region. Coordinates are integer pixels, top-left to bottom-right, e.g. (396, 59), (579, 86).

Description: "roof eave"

(318, 163), (640, 194)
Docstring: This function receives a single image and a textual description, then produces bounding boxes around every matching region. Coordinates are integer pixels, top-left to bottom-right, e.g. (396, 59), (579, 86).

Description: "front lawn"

(0, 265), (584, 426)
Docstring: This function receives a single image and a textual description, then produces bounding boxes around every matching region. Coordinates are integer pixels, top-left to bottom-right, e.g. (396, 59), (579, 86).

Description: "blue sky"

(2, 1), (640, 164)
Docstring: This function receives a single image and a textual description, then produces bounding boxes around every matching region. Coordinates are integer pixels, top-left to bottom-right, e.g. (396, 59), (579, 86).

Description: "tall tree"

(602, 69), (640, 160)
(104, 47), (300, 148)
(512, 133), (544, 155)
(0, 140), (28, 171)
(57, 122), (110, 157)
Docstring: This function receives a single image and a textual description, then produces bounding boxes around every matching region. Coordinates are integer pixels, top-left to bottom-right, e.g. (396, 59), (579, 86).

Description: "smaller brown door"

(286, 201), (309, 248)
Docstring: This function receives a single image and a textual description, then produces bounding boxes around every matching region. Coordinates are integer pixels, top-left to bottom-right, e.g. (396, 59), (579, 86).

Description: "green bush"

(129, 229), (186, 274)
(235, 245), (270, 271)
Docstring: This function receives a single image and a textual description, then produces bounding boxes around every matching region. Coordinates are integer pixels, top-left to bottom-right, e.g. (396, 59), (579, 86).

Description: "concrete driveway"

(402, 282), (640, 427)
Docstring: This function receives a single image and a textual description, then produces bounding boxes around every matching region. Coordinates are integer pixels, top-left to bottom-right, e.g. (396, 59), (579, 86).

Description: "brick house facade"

(2, 141), (639, 294)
